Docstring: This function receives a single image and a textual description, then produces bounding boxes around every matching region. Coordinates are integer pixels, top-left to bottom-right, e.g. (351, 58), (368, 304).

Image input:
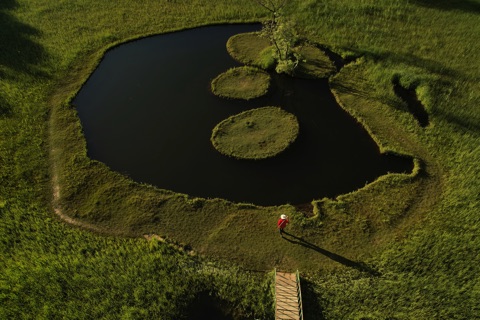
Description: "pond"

(74, 24), (412, 206)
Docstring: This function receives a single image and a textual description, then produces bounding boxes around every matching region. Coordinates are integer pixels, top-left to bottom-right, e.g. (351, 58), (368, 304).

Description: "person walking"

(277, 214), (289, 237)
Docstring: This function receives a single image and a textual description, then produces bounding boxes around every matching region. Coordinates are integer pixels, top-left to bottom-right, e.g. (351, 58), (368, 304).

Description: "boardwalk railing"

(274, 268), (304, 320)
(296, 270), (304, 320)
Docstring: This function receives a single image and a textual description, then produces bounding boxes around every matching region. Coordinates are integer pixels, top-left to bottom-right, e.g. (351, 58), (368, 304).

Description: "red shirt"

(277, 218), (289, 229)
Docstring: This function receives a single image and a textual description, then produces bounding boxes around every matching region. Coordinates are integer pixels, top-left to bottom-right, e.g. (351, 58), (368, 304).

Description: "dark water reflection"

(74, 24), (412, 206)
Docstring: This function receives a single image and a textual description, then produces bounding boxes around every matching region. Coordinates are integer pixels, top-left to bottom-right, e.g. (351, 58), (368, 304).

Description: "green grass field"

(1, 0), (479, 319)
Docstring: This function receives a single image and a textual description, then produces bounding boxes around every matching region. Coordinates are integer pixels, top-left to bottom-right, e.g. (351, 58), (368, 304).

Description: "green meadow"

(1, 0), (479, 319)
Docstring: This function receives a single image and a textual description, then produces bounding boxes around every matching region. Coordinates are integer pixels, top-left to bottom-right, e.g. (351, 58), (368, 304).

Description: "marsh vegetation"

(1, 0), (479, 319)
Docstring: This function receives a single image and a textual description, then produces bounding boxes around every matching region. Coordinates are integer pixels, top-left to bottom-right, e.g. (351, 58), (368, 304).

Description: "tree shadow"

(392, 77), (430, 127)
(411, 0), (480, 14)
(0, 95), (12, 117)
(437, 108), (480, 134)
(184, 291), (235, 320)
(282, 232), (382, 276)
(300, 278), (326, 320)
(353, 48), (459, 78)
(0, 0), (17, 10)
(329, 80), (372, 99)
(339, 45), (461, 81)
(0, 0), (49, 79)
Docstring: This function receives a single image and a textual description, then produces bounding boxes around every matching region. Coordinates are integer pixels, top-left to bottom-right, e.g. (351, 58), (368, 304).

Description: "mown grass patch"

(211, 66), (271, 100)
(211, 106), (299, 159)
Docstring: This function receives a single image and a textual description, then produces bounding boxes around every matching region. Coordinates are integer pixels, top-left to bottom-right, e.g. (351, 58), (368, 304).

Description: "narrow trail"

(50, 165), (105, 234)
(50, 148), (182, 250)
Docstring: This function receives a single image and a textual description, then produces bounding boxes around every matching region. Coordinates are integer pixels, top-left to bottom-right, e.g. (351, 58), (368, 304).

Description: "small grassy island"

(227, 32), (335, 78)
(211, 106), (299, 159)
(211, 66), (271, 100)
(226, 32), (275, 69)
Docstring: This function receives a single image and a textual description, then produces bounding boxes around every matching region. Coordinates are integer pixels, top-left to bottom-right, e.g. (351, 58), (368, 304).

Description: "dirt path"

(50, 163), (106, 234)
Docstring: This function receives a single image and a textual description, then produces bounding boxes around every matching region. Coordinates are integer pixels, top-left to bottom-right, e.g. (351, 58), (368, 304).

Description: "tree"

(253, 0), (287, 23)
(254, 0), (300, 75)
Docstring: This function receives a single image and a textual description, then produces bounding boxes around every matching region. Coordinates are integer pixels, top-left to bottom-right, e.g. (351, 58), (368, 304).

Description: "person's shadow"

(282, 231), (381, 276)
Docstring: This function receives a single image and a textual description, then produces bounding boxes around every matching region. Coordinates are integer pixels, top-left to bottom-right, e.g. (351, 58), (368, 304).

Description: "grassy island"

(227, 31), (336, 79)
(211, 66), (271, 100)
(211, 106), (299, 159)
(227, 32), (276, 69)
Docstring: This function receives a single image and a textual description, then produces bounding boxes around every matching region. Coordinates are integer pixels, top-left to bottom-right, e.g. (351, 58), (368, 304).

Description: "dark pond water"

(74, 24), (413, 206)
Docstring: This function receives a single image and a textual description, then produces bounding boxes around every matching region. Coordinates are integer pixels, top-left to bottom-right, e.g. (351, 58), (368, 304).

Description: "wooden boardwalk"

(275, 270), (303, 320)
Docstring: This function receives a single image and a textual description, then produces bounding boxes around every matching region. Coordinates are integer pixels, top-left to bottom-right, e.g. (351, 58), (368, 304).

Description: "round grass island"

(211, 66), (270, 100)
(226, 32), (275, 69)
(211, 106), (300, 160)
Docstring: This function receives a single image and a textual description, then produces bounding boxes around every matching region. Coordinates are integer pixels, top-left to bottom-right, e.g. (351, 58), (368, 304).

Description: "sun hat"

(280, 214), (287, 219)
